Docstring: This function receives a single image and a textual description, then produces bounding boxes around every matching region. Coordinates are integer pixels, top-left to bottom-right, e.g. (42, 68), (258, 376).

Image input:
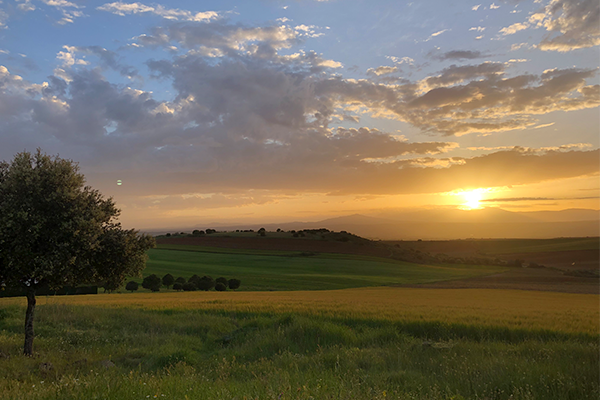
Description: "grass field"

(0, 288), (598, 399)
(140, 245), (507, 291)
(398, 237), (599, 256)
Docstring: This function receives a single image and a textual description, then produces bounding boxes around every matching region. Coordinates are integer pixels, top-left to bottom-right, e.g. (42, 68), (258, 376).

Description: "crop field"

(391, 237), (599, 257)
(0, 288), (598, 400)
(139, 245), (507, 291)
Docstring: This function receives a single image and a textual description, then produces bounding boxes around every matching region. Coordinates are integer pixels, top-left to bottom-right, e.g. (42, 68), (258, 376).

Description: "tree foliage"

(0, 150), (155, 355)
(215, 282), (227, 291)
(125, 281), (139, 293)
(162, 273), (174, 289)
(216, 277), (228, 287)
(228, 279), (241, 290)
(197, 275), (215, 291)
(142, 274), (162, 292)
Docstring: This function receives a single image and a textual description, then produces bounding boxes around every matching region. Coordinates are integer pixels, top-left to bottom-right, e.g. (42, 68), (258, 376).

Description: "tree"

(0, 150), (155, 356)
(182, 282), (197, 291)
(188, 274), (201, 289)
(142, 274), (162, 292)
(175, 276), (186, 285)
(228, 279), (241, 290)
(162, 273), (174, 289)
(125, 281), (139, 293)
(215, 282), (227, 291)
(197, 275), (215, 291)
(216, 277), (228, 287)
(172, 282), (183, 291)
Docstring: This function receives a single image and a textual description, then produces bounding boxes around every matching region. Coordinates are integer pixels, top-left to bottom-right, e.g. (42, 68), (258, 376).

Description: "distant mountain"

(522, 208), (600, 222)
(144, 208), (600, 240)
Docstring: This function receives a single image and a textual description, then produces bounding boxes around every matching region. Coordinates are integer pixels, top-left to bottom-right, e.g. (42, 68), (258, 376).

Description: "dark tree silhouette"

(215, 282), (227, 291)
(216, 277), (228, 287)
(125, 281), (139, 293)
(228, 279), (241, 290)
(0, 150), (155, 355)
(197, 276), (215, 291)
(142, 274), (162, 292)
(162, 273), (174, 289)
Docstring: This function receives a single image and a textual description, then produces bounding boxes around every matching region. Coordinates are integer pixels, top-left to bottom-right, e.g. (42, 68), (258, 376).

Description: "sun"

(462, 190), (483, 209)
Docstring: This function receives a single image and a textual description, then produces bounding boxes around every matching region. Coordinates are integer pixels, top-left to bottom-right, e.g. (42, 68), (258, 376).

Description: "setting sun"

(463, 190), (483, 210)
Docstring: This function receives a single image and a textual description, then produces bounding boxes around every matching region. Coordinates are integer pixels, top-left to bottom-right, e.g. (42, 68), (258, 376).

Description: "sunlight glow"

(463, 190), (482, 209)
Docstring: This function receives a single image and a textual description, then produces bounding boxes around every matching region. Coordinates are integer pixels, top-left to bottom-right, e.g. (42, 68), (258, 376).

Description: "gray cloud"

(537, 0), (600, 51)
(0, 16), (598, 200)
(431, 50), (488, 61)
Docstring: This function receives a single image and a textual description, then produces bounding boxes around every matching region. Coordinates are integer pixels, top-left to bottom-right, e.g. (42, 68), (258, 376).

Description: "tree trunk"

(23, 288), (36, 356)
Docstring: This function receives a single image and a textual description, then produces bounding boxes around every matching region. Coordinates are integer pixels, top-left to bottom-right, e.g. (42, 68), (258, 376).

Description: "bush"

(182, 282), (197, 291)
(228, 279), (241, 290)
(216, 277), (228, 287)
(162, 273), (175, 289)
(188, 274), (201, 288)
(142, 274), (162, 292)
(172, 282), (183, 291)
(192, 229), (205, 236)
(197, 276), (215, 291)
(125, 281), (139, 293)
(215, 282), (227, 291)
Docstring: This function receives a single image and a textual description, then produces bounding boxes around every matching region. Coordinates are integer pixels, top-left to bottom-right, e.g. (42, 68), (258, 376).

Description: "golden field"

(2, 287), (598, 335)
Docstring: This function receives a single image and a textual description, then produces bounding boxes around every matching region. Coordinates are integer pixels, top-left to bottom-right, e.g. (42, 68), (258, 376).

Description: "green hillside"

(140, 245), (506, 291)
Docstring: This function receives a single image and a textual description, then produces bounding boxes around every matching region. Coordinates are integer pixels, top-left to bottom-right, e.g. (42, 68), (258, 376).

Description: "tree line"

(125, 274), (241, 293)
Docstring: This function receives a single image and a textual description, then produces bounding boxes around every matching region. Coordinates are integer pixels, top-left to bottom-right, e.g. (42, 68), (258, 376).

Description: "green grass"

(141, 246), (506, 291)
(479, 238), (599, 254)
(0, 302), (597, 400)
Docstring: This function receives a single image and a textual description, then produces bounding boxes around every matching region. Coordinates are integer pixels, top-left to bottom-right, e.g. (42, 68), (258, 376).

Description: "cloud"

(469, 26), (485, 32)
(17, 0), (36, 12)
(424, 29), (450, 41)
(472, 4), (481, 11)
(41, 0), (86, 25)
(97, 1), (219, 22)
(432, 50), (488, 61)
(55, 45), (138, 78)
(536, 0), (600, 51)
(499, 0), (599, 51)
(481, 196), (599, 202)
(367, 66), (398, 76)
(0, 15), (598, 200)
(499, 22), (528, 35)
(490, 3), (500, 9)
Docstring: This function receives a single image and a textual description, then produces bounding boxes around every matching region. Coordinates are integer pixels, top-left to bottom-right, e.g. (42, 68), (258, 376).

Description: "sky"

(0, 0), (598, 229)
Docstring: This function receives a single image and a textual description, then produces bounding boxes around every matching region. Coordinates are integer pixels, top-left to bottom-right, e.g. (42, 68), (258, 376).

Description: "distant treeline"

(125, 274), (241, 293)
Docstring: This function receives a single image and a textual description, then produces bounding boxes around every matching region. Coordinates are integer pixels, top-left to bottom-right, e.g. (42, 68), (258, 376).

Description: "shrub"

(197, 276), (215, 291)
(188, 274), (201, 288)
(162, 273), (175, 289)
(142, 274), (162, 292)
(216, 277), (228, 287)
(182, 282), (197, 291)
(215, 282), (227, 291)
(125, 281), (139, 293)
(228, 279), (241, 290)
(172, 282), (183, 291)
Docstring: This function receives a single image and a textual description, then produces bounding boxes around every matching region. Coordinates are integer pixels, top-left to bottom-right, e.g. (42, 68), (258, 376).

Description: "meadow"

(0, 288), (598, 400)
(139, 245), (507, 291)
